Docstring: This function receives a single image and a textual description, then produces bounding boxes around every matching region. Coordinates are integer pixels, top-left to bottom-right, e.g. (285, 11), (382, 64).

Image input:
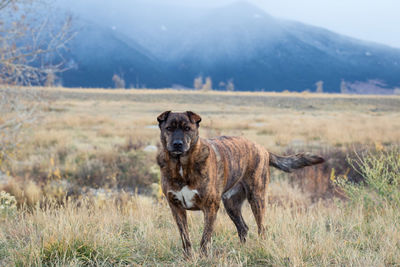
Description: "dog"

(156, 111), (324, 256)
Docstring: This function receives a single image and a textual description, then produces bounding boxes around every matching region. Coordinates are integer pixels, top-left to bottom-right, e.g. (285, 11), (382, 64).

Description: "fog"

(52, 0), (400, 91)
(58, 0), (400, 48)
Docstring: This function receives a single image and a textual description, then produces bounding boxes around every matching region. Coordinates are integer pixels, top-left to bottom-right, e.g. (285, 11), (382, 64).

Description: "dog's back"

(207, 136), (324, 191)
(207, 136), (269, 191)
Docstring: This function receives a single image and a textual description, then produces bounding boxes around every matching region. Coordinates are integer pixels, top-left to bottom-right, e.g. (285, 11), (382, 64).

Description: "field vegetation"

(0, 87), (399, 266)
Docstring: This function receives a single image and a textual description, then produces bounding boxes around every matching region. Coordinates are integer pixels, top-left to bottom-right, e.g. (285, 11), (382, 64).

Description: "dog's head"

(157, 111), (201, 157)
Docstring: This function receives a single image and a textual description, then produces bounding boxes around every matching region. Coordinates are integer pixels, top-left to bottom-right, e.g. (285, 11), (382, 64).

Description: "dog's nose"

(173, 140), (183, 150)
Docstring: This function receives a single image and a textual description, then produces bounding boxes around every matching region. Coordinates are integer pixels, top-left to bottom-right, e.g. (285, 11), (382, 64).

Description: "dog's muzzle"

(168, 140), (186, 156)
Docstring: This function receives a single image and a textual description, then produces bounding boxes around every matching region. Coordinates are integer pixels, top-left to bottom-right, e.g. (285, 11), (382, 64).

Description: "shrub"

(285, 146), (368, 201)
(74, 151), (159, 192)
(0, 180), (42, 207)
(335, 147), (400, 209)
(0, 191), (17, 218)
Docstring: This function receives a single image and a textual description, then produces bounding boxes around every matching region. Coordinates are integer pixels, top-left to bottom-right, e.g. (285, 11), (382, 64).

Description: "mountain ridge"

(59, 1), (400, 93)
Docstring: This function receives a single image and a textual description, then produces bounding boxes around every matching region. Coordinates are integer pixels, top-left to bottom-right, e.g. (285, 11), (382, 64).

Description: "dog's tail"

(269, 152), (324, 173)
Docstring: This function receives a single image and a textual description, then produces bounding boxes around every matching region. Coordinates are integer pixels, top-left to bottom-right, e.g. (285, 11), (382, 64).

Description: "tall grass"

(0, 148), (399, 266)
(1, 87), (399, 265)
(0, 193), (398, 266)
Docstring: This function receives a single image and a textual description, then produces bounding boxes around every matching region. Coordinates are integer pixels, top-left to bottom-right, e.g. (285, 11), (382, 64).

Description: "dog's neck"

(168, 139), (200, 165)
(164, 138), (209, 183)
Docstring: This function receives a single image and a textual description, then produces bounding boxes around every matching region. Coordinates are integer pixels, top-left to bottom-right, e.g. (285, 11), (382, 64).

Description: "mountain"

(61, 20), (170, 88)
(58, 1), (400, 92)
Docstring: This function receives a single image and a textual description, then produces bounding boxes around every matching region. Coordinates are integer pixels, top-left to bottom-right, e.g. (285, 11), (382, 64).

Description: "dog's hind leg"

(222, 182), (249, 243)
(245, 158), (269, 238)
(248, 192), (266, 237)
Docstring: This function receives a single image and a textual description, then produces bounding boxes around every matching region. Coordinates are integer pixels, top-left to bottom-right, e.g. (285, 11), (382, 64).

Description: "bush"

(285, 146), (368, 201)
(74, 151), (159, 193)
(335, 147), (400, 209)
(0, 191), (17, 218)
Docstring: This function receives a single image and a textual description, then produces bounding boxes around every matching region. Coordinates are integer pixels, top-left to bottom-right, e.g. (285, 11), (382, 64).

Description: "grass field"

(0, 87), (399, 266)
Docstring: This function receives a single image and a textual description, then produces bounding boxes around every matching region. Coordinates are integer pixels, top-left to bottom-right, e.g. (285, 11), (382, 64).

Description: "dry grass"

(10, 87), (400, 151)
(2, 86), (396, 194)
(0, 86), (399, 266)
(1, 185), (399, 266)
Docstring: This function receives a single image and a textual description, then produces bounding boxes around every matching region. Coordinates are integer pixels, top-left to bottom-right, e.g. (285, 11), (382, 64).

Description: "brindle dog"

(157, 111), (324, 257)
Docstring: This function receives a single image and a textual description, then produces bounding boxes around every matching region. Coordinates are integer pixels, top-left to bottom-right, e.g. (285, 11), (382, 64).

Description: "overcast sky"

(168, 0), (400, 48)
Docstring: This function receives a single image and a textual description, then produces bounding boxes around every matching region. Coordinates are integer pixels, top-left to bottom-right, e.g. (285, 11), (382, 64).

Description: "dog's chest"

(168, 185), (199, 209)
(167, 165), (201, 209)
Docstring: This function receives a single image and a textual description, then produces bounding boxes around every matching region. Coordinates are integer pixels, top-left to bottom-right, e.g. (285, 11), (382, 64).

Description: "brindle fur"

(157, 111), (324, 257)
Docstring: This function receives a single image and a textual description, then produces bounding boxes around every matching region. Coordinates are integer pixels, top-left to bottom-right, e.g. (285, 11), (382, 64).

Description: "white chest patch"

(168, 186), (199, 209)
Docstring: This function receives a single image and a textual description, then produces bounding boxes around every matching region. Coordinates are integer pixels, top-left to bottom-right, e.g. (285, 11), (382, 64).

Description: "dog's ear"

(157, 111), (171, 126)
(186, 111), (201, 126)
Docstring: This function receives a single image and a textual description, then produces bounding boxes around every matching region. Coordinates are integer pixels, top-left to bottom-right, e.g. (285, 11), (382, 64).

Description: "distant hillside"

(59, 1), (400, 93)
(61, 21), (170, 88)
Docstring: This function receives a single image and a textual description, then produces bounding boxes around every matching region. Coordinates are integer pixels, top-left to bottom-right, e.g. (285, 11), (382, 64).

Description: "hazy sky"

(168, 0), (400, 48)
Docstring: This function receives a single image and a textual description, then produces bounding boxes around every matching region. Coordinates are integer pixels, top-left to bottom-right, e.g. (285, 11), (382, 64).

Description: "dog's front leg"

(200, 204), (219, 256)
(168, 202), (192, 257)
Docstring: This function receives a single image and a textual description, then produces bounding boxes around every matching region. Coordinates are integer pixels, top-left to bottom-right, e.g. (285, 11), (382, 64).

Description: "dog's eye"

(184, 126), (191, 131)
(166, 126), (173, 131)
